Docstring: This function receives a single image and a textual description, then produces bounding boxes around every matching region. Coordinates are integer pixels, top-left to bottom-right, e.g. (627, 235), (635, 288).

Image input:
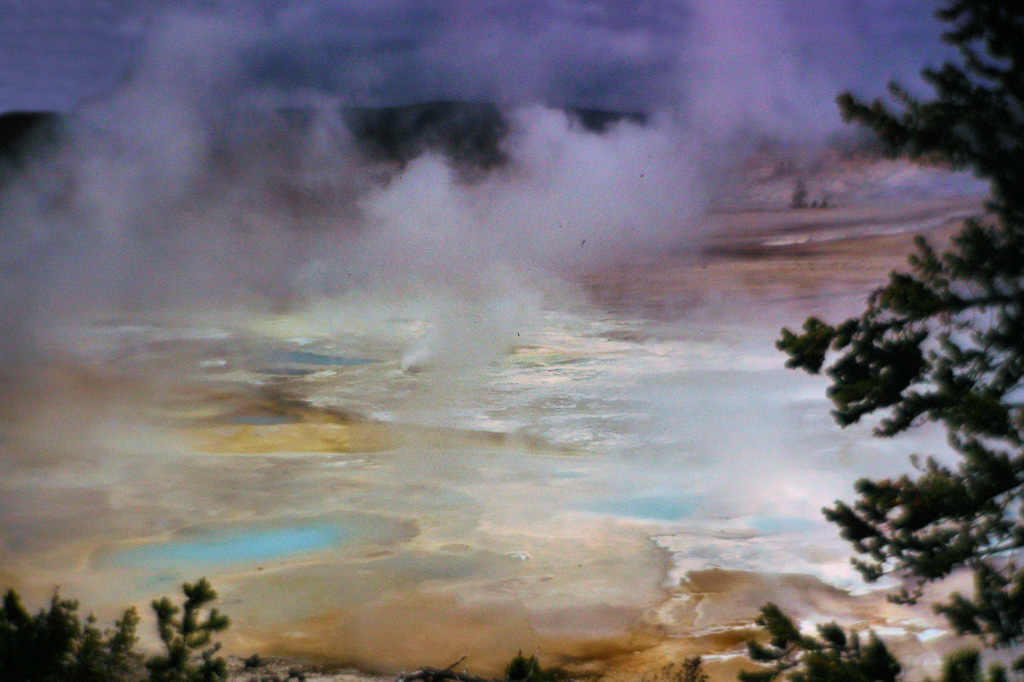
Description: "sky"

(0, 0), (951, 119)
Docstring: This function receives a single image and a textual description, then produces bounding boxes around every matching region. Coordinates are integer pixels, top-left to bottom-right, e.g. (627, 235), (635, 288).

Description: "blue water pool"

(589, 493), (700, 522)
(250, 367), (320, 376)
(264, 350), (376, 366)
(747, 516), (820, 534)
(105, 524), (348, 569)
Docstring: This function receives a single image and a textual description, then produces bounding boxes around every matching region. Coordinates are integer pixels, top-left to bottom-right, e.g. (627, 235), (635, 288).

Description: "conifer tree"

(776, 0), (1024, 655)
(0, 580), (231, 681)
(739, 604), (902, 682)
(146, 578), (230, 682)
(0, 588), (140, 682)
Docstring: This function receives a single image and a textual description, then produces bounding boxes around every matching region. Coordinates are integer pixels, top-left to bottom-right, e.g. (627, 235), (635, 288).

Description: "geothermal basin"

(0, 197), (978, 678)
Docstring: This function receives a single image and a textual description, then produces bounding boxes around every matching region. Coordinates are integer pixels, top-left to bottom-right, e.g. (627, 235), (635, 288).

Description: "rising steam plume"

(0, 2), (948, 370)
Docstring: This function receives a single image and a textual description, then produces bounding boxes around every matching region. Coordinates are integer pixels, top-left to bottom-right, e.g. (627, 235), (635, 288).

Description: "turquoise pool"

(263, 350), (376, 366)
(589, 493), (700, 522)
(103, 523), (349, 569)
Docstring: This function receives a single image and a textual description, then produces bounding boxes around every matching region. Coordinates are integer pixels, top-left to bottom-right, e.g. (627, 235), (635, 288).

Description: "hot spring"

(0, 199), (976, 676)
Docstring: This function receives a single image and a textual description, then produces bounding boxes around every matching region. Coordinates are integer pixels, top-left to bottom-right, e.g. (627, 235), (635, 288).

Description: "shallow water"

(261, 350), (377, 367)
(102, 524), (348, 569)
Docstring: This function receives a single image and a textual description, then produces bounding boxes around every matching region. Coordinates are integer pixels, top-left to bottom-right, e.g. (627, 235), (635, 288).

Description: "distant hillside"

(0, 111), (60, 170)
(564, 107), (648, 132)
(340, 101), (648, 174)
(0, 103), (650, 181)
(342, 101), (507, 169)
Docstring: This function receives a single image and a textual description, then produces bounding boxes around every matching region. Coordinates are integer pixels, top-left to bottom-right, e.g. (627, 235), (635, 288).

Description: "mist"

(0, 0), (958, 379)
(0, 8), (677, 369)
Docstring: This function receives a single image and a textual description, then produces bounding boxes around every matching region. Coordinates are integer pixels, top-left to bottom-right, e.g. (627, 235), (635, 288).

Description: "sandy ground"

(584, 196), (981, 320)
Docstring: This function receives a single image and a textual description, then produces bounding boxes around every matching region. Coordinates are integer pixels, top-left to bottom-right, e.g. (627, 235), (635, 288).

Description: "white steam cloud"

(0, 1), (943, 371)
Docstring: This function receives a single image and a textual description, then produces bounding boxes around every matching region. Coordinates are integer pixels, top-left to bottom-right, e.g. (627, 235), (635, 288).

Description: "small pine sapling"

(146, 578), (231, 682)
(505, 651), (557, 682)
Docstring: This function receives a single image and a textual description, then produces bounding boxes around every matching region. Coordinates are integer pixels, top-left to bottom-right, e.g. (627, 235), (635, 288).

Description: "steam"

(0, 2), (946, 373)
(681, 2), (838, 140)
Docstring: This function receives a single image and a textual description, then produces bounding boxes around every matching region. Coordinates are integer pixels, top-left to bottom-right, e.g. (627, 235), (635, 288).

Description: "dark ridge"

(337, 102), (652, 174)
(340, 100), (509, 176)
(0, 111), (61, 169)
(564, 107), (648, 133)
(0, 104), (655, 183)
